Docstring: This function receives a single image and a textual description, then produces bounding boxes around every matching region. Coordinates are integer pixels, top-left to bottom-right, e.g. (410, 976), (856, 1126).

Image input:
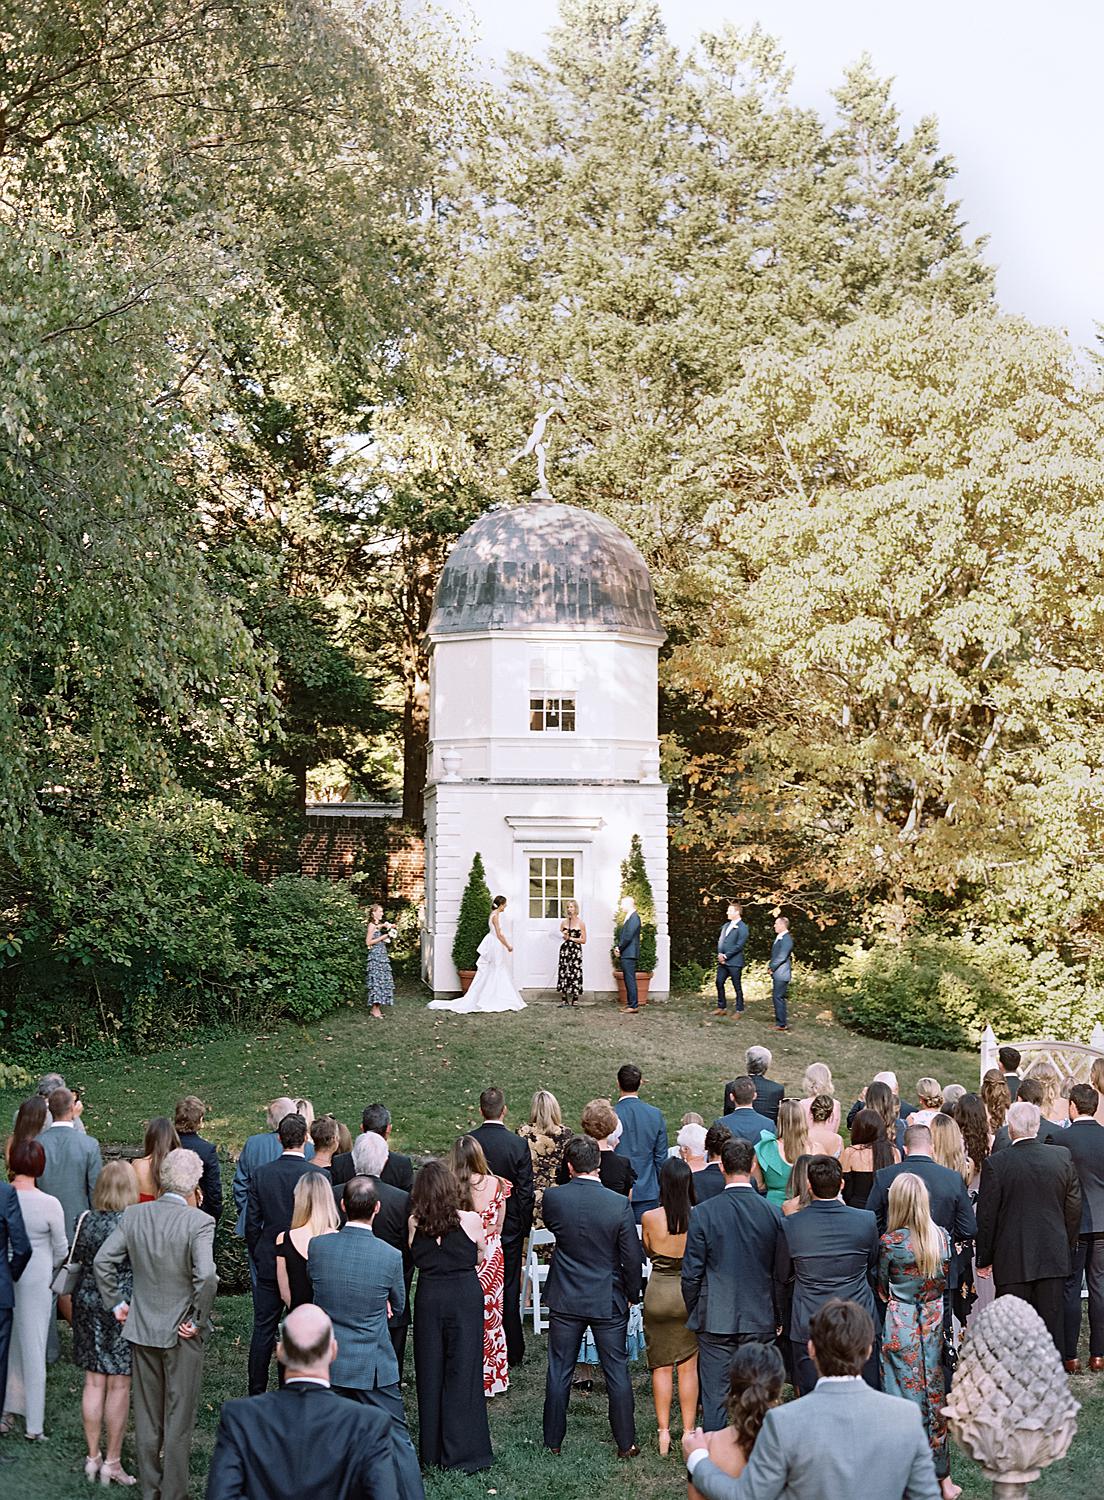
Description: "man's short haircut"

(267, 1097), (298, 1130)
(720, 1137), (755, 1176)
(617, 1064), (642, 1094)
(160, 1147), (204, 1197)
(745, 1047), (771, 1077)
(1007, 1101), (1041, 1140)
(174, 1096), (205, 1134)
(47, 1087), (74, 1120)
(872, 1070), (899, 1093)
(344, 1176), (380, 1221)
(479, 1087), (505, 1120)
(777, 915), (790, 928)
(1016, 1077), (1044, 1107)
(1070, 1083), (1099, 1117)
(903, 1124), (933, 1153)
(564, 1135), (601, 1176)
(998, 1046), (1022, 1072)
(311, 1116), (338, 1152)
(279, 1307), (334, 1367)
(809, 1299), (874, 1377)
(729, 1076), (757, 1107)
(727, 901), (743, 913)
(352, 1130), (389, 1178)
(704, 1124), (732, 1159)
(36, 1072), (65, 1098)
(278, 1113), (308, 1150)
(362, 1103), (391, 1136)
(807, 1155), (844, 1199)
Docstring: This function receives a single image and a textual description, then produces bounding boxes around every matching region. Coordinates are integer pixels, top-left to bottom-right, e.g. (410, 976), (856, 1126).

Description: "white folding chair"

(525, 1228), (556, 1334)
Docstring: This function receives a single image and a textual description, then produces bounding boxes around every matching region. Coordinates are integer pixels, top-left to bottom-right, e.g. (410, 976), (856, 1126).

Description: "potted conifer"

(452, 852), (492, 993)
(611, 834), (657, 1006)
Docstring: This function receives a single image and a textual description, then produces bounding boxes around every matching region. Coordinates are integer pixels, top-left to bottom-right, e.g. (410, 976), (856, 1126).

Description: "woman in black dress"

(840, 1108), (898, 1210)
(409, 1160), (493, 1473)
(275, 1173), (340, 1310)
(556, 900), (586, 1006)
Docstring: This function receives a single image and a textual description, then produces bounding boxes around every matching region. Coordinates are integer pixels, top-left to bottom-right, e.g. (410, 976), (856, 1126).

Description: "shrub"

(237, 875), (365, 1024)
(613, 834), (658, 973)
(826, 934), (1101, 1050)
(452, 853), (491, 972)
(672, 960), (711, 994)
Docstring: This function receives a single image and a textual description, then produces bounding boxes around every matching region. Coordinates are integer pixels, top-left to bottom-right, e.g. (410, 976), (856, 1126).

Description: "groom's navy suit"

(618, 912), (642, 1009)
(715, 918), (748, 1011)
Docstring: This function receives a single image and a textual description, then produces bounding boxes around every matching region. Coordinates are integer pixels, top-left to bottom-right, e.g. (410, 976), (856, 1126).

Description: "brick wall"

(299, 817), (425, 907)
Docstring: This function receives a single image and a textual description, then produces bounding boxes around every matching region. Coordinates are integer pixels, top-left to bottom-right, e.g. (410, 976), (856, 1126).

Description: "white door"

(522, 852), (579, 988)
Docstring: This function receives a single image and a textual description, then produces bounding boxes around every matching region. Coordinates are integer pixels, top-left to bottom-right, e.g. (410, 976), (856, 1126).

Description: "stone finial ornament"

(944, 1295), (1079, 1497)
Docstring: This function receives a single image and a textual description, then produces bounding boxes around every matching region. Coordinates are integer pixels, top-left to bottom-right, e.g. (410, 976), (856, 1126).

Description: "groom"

(713, 902), (748, 1016)
(614, 897), (642, 1014)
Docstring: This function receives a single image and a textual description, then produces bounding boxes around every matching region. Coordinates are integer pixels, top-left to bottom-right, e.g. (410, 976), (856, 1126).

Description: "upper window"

(530, 695), (576, 732)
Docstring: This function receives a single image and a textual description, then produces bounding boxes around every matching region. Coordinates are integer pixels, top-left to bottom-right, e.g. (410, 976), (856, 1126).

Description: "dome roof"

(428, 502), (664, 641)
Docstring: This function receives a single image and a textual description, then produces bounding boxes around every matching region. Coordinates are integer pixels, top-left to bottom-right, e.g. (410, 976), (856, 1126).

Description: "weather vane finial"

(511, 407), (563, 499)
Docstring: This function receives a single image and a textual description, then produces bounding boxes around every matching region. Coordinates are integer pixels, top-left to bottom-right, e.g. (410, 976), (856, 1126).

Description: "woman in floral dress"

(878, 1173), (958, 1500)
(450, 1135), (511, 1396)
(556, 901), (586, 1006)
(516, 1089), (573, 1227)
(365, 903), (395, 1019)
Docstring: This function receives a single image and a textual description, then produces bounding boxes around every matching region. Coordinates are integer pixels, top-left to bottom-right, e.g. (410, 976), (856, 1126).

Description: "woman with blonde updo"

(1027, 1061), (1068, 1131)
(517, 1089), (573, 1226)
(798, 1064), (839, 1132)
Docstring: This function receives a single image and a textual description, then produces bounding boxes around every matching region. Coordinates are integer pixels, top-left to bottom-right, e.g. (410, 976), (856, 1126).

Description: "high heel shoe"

(84, 1453), (102, 1481)
(658, 1428), (671, 1457)
(100, 1460), (137, 1487)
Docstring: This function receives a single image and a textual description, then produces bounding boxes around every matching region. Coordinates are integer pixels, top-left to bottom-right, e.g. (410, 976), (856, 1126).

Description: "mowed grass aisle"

(1, 983), (1101, 1498)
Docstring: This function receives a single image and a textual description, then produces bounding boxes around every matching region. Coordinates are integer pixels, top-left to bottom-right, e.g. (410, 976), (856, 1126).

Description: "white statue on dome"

(511, 406), (563, 499)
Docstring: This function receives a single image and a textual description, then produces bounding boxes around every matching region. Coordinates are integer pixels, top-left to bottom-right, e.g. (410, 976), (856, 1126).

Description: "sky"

(440, 0), (1103, 352)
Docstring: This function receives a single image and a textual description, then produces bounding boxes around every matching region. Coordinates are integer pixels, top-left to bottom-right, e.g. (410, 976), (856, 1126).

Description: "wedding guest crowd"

(3, 1048), (1102, 1500)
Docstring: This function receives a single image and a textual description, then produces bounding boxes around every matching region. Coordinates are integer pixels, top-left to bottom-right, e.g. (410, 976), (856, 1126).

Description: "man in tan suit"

(95, 1148), (218, 1500)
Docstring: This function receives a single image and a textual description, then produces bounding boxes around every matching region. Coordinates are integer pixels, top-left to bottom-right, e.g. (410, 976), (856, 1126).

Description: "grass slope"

(1, 983), (1100, 1497)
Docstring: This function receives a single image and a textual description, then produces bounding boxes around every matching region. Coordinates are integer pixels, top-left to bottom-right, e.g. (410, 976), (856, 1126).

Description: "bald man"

(206, 1305), (401, 1500)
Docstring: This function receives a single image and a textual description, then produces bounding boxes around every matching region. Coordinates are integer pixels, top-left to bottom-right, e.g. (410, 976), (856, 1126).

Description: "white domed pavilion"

(422, 502), (670, 998)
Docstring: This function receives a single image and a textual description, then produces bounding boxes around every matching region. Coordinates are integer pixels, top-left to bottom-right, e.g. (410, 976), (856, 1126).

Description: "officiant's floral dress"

(477, 1178), (511, 1395)
(878, 1226), (951, 1479)
(366, 926), (395, 1008)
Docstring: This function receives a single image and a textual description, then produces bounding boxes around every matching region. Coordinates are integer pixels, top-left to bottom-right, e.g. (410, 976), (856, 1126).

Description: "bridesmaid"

(365, 902), (395, 1020)
(556, 900), (585, 1006)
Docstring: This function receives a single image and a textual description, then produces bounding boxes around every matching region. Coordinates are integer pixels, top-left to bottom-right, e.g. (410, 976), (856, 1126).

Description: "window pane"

(562, 701), (576, 731)
(530, 698), (544, 731)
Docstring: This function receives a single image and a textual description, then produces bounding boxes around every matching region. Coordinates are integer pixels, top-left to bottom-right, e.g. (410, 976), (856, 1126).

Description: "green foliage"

(452, 854), (492, 972)
(240, 875), (366, 1024)
(213, 1148), (251, 1295)
(613, 835), (658, 973)
(826, 934), (1102, 1050)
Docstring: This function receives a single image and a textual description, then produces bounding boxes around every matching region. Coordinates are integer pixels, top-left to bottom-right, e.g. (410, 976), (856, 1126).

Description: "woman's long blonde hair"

(529, 1089), (563, 1135)
(930, 1115), (970, 1183)
(777, 1100), (810, 1164)
(1027, 1061), (1061, 1112)
(290, 1171), (340, 1236)
(802, 1063), (834, 1099)
(1092, 1058), (1104, 1099)
(886, 1172), (945, 1280)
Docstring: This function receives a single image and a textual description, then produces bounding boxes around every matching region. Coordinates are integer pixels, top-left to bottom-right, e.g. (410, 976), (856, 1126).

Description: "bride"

(428, 895), (527, 1014)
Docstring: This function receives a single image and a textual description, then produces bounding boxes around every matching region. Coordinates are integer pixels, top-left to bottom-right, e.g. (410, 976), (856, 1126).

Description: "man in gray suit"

(309, 1177), (423, 1500)
(38, 1086), (101, 1238)
(683, 1299), (939, 1500)
(95, 1147), (218, 1500)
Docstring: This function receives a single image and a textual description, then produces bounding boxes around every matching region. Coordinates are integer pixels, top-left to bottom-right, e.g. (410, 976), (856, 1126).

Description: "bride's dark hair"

(491, 895), (507, 909)
(725, 1342), (784, 1454)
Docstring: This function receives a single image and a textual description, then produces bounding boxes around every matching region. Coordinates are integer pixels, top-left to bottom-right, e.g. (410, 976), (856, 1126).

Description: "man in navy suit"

(715, 1077), (776, 1145)
(614, 1063), (668, 1221)
(768, 916), (793, 1031)
(0, 1180), (31, 1450)
(1061, 1084), (1104, 1371)
(713, 902), (749, 1016)
(614, 896), (643, 1013)
(309, 1178), (422, 1500)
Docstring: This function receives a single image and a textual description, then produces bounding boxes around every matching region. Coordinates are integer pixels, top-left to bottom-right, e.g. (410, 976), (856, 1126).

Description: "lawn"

(1, 981), (1100, 1498)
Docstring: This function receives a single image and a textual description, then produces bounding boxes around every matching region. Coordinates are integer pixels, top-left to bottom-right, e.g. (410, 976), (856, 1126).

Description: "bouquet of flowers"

(377, 920), (398, 945)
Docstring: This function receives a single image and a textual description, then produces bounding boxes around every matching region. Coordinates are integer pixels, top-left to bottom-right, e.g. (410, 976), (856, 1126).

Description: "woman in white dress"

(428, 896), (527, 1013)
(2, 1139), (67, 1440)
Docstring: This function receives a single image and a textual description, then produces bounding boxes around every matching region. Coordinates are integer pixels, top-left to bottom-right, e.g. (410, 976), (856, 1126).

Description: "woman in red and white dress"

(450, 1135), (511, 1396)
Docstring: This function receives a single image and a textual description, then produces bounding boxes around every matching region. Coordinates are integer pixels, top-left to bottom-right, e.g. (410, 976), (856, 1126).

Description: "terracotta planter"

(613, 971), (652, 1007)
(457, 969), (476, 994)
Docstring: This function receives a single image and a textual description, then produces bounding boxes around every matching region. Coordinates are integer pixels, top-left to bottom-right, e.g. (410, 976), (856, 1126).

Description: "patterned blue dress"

(366, 925), (395, 1008)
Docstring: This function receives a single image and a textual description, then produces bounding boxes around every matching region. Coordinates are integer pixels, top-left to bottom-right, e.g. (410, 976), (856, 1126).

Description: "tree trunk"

(402, 666), (429, 825)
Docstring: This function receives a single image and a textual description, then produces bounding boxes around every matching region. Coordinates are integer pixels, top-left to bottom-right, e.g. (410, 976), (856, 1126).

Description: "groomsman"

(768, 917), (793, 1032)
(614, 896), (643, 1014)
(712, 903), (748, 1016)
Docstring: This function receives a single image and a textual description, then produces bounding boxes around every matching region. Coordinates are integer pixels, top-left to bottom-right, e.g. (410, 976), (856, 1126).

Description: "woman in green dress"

(753, 1100), (809, 1208)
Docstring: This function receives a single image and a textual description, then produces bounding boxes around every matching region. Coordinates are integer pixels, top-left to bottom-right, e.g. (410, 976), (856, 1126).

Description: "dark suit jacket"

(694, 1163), (726, 1202)
(331, 1148), (413, 1192)
(0, 1183), (31, 1309)
(1004, 1073), (1021, 1102)
(866, 1155), (977, 1280)
(682, 1185), (790, 1335)
(1063, 1118), (1104, 1233)
(717, 920), (748, 970)
(615, 1096), (668, 1203)
(752, 1077), (784, 1128)
(245, 1154), (326, 1281)
(784, 1198), (879, 1338)
(976, 1139), (1081, 1280)
(542, 1177), (642, 1319)
(991, 1117), (1062, 1154)
(617, 911), (642, 962)
(179, 1132), (222, 1222)
(470, 1122), (534, 1242)
(715, 1107), (776, 1145)
(205, 1380), (399, 1500)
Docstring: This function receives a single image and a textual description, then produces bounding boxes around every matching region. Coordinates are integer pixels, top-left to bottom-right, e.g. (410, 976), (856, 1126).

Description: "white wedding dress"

(428, 915), (527, 1013)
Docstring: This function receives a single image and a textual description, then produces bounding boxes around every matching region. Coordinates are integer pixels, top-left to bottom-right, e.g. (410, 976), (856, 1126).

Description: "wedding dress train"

(427, 917), (527, 1014)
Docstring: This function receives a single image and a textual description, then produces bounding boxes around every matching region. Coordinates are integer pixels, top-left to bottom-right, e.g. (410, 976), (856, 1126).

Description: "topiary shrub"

(613, 834), (658, 973)
(452, 853), (492, 972)
(826, 933), (1101, 1050)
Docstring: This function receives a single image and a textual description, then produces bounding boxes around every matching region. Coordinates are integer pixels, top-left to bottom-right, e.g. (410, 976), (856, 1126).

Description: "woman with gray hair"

(677, 1123), (708, 1175)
